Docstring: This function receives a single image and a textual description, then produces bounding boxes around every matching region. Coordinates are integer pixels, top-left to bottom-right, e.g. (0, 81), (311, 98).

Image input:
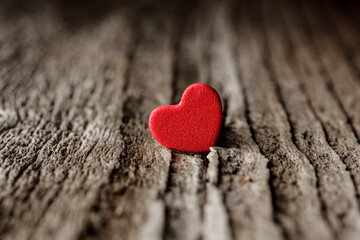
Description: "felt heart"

(149, 83), (223, 152)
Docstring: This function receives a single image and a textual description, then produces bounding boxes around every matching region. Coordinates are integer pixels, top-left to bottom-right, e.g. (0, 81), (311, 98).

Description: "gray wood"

(1, 0), (360, 240)
(235, 2), (331, 239)
(301, 1), (360, 141)
(208, 6), (283, 240)
(263, 2), (360, 239)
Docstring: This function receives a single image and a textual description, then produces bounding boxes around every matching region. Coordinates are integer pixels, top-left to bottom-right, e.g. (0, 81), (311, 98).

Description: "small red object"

(149, 83), (223, 153)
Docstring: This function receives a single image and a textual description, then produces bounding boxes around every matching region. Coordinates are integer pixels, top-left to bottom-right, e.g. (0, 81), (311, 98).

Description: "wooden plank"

(29, 15), (135, 240)
(308, 0), (360, 203)
(166, 3), (282, 239)
(161, 3), (211, 240)
(80, 7), (176, 240)
(300, 1), (360, 141)
(0, 6), (84, 239)
(206, 5), (283, 240)
(263, 1), (360, 239)
(279, 0), (360, 207)
(0, 2), (174, 240)
(203, 149), (233, 240)
(234, 1), (333, 239)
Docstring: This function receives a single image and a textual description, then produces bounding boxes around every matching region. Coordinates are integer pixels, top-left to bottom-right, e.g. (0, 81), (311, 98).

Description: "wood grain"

(1, 0), (360, 239)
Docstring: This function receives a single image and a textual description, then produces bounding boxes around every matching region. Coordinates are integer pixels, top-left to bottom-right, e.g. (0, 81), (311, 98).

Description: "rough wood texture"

(1, 0), (360, 239)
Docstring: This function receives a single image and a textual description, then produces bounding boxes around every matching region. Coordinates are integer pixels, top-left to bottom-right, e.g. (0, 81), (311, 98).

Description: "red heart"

(149, 83), (223, 152)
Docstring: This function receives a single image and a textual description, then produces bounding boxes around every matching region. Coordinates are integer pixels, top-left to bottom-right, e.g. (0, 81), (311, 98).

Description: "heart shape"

(149, 83), (223, 152)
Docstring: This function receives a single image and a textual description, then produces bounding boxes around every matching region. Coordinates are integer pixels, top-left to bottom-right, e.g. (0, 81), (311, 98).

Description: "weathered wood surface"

(1, 0), (360, 239)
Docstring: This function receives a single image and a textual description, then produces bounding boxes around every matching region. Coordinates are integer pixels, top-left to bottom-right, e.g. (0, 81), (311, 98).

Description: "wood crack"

(234, 1), (336, 239)
(298, 0), (360, 143)
(259, 16), (334, 228)
(270, 0), (360, 212)
(302, 22), (360, 145)
(293, 0), (360, 208)
(239, 64), (289, 240)
(296, 71), (360, 204)
(264, 56), (335, 237)
(270, 2), (360, 238)
(162, 152), (174, 239)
